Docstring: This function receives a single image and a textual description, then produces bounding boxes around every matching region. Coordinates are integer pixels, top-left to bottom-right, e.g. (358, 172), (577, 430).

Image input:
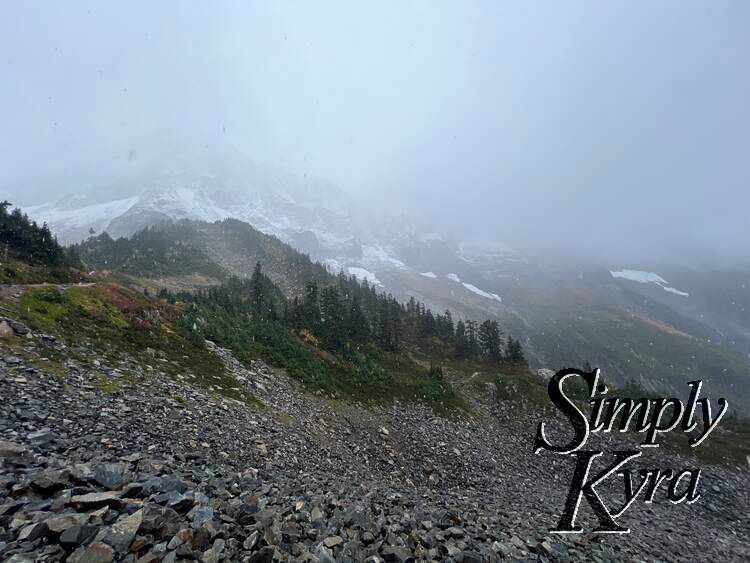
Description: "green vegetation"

(494, 368), (553, 410)
(0, 201), (82, 282)
(4, 206), (524, 413)
(3, 283), (258, 406)
(73, 225), (226, 279)
(690, 413), (750, 467)
(166, 260), (526, 410)
(0, 200), (73, 266)
(0, 258), (84, 284)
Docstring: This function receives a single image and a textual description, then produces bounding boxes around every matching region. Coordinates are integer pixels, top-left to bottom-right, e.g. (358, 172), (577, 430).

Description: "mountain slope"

(20, 148), (750, 412)
(70, 217), (750, 411)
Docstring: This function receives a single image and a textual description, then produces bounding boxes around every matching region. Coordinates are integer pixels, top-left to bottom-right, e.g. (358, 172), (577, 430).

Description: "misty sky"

(1, 1), (748, 261)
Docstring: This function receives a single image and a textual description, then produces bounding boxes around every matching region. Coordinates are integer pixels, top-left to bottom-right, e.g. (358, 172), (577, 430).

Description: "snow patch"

(420, 271), (437, 278)
(610, 270), (668, 285)
(323, 258), (344, 273)
(663, 286), (690, 297)
(610, 269), (689, 298)
(462, 282), (502, 303)
(27, 196), (139, 229)
(347, 267), (382, 286)
(445, 272), (502, 302)
(362, 245), (408, 270)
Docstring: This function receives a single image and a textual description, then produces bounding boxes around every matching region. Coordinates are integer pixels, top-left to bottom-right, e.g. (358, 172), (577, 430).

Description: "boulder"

(68, 542), (115, 563)
(0, 440), (32, 463)
(0, 320), (14, 338)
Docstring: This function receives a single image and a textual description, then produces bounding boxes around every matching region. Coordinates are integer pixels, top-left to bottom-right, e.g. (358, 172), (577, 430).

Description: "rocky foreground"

(0, 326), (748, 562)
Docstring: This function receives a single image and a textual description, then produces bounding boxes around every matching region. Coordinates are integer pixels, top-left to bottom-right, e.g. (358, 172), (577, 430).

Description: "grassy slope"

(0, 258), (86, 284)
(0, 282), (258, 406)
(1, 276), (466, 414)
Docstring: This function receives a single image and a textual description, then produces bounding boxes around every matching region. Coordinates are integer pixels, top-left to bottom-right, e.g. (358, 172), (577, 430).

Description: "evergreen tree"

(250, 262), (265, 317)
(304, 281), (321, 331)
(346, 295), (370, 344)
(465, 320), (479, 358)
(320, 285), (345, 349)
(505, 335), (527, 366)
(454, 320), (470, 359)
(0, 202), (70, 266)
(478, 319), (503, 363)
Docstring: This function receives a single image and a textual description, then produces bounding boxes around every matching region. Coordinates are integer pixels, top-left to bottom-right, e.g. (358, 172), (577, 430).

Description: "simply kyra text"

(533, 368), (728, 534)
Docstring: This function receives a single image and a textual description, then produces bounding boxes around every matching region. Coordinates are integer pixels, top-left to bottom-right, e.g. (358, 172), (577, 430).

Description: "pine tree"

(250, 261), (265, 318)
(346, 295), (370, 344)
(454, 320), (470, 359)
(0, 203), (68, 266)
(478, 320), (503, 363)
(465, 320), (479, 358)
(304, 281), (321, 331)
(505, 335), (527, 366)
(320, 285), (345, 349)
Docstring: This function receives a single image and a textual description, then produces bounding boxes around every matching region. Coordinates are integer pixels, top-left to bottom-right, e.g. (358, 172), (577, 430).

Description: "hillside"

(72, 220), (528, 409)
(1, 209), (750, 562)
(23, 170), (750, 415)
(70, 216), (750, 413)
(74, 219), (331, 298)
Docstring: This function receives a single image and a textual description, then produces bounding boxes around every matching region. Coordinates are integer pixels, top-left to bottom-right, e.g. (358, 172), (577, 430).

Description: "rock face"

(0, 333), (748, 562)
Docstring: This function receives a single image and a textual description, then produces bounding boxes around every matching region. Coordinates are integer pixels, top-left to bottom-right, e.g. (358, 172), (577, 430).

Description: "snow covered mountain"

(25, 145), (364, 262)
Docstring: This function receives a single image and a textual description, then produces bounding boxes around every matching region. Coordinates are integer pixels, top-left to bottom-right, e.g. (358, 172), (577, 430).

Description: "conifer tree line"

(72, 225), (225, 278)
(0, 201), (76, 266)
(172, 261), (527, 366)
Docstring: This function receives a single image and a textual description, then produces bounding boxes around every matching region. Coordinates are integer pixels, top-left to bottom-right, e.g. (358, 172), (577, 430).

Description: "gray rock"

(60, 524), (99, 547)
(92, 463), (128, 490)
(316, 545), (336, 563)
(167, 528), (193, 549)
(142, 475), (188, 495)
(381, 545), (411, 562)
(248, 545), (275, 563)
(17, 521), (48, 542)
(7, 319), (30, 335)
(457, 551), (484, 563)
(97, 508), (142, 553)
(68, 541), (115, 563)
(4, 555), (35, 563)
(242, 529), (259, 550)
(70, 491), (122, 509)
(323, 535), (344, 548)
(45, 513), (90, 534)
(190, 506), (215, 529)
(0, 320), (14, 338)
(27, 428), (57, 447)
(0, 440), (32, 463)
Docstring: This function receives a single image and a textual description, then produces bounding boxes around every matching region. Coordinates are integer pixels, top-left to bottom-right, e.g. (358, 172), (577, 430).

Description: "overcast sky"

(1, 1), (748, 261)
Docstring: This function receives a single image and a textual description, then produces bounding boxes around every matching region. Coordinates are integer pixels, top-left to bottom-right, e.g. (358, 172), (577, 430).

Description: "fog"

(1, 1), (748, 262)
